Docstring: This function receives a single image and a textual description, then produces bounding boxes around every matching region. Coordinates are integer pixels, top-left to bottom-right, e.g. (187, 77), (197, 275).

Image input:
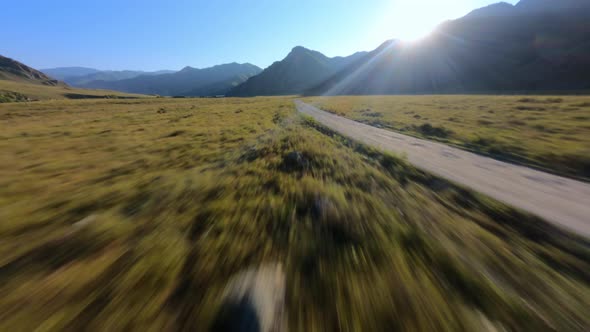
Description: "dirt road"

(295, 100), (590, 237)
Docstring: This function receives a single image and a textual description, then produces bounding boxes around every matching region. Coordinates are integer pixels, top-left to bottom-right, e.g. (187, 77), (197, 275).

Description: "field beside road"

(0, 79), (148, 102)
(0, 97), (589, 331)
(304, 95), (590, 179)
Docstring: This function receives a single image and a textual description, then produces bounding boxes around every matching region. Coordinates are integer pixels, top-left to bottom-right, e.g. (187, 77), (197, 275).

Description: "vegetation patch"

(414, 123), (453, 138)
(0, 90), (31, 103)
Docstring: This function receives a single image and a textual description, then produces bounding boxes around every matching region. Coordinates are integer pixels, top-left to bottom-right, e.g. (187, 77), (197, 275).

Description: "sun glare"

(379, 0), (470, 41)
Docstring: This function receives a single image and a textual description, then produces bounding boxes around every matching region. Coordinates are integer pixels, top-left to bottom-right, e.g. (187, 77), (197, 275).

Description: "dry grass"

(304, 95), (590, 179)
(0, 79), (148, 102)
(0, 97), (588, 331)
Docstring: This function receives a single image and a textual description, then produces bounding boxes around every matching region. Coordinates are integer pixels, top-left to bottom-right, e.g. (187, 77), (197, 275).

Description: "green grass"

(0, 79), (149, 102)
(304, 95), (590, 180)
(0, 97), (589, 331)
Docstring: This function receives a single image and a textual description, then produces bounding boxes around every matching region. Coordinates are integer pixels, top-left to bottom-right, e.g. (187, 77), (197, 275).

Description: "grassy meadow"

(304, 95), (590, 180)
(0, 80), (148, 102)
(0, 97), (589, 331)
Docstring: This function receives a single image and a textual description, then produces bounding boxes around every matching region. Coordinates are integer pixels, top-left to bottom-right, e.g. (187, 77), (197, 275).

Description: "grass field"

(304, 95), (590, 180)
(0, 80), (148, 102)
(0, 97), (589, 331)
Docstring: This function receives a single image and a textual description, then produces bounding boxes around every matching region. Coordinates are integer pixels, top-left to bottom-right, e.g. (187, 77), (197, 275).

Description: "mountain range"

(41, 68), (177, 86)
(41, 65), (262, 97)
(77, 63), (262, 96)
(227, 47), (366, 96)
(306, 0), (590, 95)
(4, 0), (590, 97)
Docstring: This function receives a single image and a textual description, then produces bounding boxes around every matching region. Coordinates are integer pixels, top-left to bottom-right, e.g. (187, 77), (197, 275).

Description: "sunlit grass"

(0, 97), (588, 331)
(0, 79), (148, 102)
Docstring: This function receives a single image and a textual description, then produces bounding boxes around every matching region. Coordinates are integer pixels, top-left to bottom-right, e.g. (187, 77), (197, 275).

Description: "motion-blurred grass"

(0, 97), (588, 331)
(304, 95), (590, 180)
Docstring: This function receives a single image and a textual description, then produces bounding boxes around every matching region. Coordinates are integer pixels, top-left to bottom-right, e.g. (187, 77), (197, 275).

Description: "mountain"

(226, 47), (367, 96)
(464, 0), (590, 18)
(41, 68), (176, 86)
(64, 70), (176, 86)
(515, 0), (590, 12)
(464, 2), (515, 18)
(307, 0), (590, 95)
(0, 55), (62, 86)
(79, 63), (262, 96)
(41, 67), (101, 81)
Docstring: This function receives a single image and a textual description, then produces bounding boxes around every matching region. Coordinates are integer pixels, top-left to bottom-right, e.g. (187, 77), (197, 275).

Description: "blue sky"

(2, 0), (518, 71)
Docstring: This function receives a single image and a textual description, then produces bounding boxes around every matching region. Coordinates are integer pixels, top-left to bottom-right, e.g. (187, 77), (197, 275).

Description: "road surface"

(295, 100), (590, 238)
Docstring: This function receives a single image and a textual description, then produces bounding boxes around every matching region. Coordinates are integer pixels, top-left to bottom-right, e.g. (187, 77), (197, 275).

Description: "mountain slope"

(464, 2), (515, 18)
(227, 47), (366, 96)
(80, 63), (261, 96)
(515, 0), (590, 12)
(0, 55), (61, 86)
(308, 1), (590, 95)
(0, 56), (151, 102)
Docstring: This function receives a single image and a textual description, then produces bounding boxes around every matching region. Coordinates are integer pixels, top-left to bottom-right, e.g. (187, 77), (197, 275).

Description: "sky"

(2, 0), (518, 71)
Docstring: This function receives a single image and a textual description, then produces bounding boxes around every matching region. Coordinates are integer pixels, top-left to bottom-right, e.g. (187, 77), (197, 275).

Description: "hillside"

(307, 1), (590, 95)
(0, 55), (61, 86)
(227, 47), (366, 96)
(0, 56), (150, 102)
(79, 63), (261, 96)
(463, 2), (515, 18)
(515, 0), (590, 12)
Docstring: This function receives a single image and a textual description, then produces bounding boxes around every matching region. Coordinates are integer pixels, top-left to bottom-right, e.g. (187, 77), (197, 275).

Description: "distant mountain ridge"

(41, 68), (176, 86)
(515, 0), (590, 12)
(464, 2), (515, 18)
(80, 62), (262, 96)
(9, 0), (590, 97)
(227, 47), (367, 96)
(41, 67), (101, 81)
(304, 0), (590, 95)
(224, 0), (590, 97)
(464, 0), (590, 18)
(1, 55), (62, 86)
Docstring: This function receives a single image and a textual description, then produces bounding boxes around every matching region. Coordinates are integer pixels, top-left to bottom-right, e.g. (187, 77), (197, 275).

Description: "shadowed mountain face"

(516, 0), (590, 12)
(226, 47), (367, 97)
(78, 63), (261, 96)
(306, 0), (590, 95)
(0, 55), (62, 86)
(466, 0), (590, 18)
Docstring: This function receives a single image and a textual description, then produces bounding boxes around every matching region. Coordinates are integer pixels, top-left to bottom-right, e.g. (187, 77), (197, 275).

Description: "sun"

(377, 0), (470, 41)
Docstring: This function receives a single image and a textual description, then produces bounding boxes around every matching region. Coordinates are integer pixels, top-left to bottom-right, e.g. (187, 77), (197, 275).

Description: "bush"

(415, 123), (452, 138)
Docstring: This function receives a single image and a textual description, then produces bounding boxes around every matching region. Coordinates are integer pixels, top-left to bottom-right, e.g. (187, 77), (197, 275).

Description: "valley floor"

(0, 97), (588, 331)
